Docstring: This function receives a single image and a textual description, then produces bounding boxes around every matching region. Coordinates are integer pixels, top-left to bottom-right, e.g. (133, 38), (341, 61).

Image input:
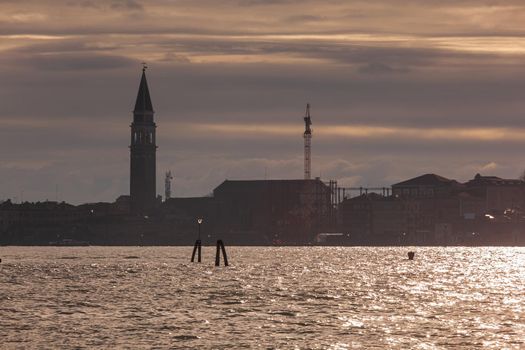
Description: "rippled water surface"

(1, 247), (524, 349)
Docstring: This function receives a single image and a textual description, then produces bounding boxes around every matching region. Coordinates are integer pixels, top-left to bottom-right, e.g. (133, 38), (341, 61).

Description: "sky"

(1, 0), (525, 204)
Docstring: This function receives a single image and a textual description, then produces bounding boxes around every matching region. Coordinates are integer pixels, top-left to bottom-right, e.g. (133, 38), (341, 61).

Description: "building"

(213, 179), (332, 244)
(392, 173), (461, 198)
(390, 174), (463, 243)
(0, 200), (87, 244)
(464, 173), (525, 214)
(339, 193), (418, 245)
(130, 67), (157, 215)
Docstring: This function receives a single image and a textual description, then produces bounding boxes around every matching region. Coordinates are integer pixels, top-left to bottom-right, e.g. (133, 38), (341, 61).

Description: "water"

(1, 247), (524, 349)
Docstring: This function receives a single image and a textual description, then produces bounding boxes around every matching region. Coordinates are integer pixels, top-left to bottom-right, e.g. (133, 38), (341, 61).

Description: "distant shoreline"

(2, 244), (524, 247)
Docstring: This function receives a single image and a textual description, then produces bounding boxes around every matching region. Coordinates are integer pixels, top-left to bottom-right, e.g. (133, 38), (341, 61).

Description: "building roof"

(0, 201), (75, 210)
(134, 69), (153, 113)
(392, 173), (458, 187)
(213, 179), (329, 194)
(465, 173), (524, 187)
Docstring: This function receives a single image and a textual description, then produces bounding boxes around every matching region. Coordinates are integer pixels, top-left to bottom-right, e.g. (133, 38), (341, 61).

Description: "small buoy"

(407, 251), (415, 260)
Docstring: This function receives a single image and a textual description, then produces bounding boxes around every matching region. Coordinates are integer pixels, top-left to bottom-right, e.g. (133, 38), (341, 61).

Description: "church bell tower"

(130, 65), (157, 214)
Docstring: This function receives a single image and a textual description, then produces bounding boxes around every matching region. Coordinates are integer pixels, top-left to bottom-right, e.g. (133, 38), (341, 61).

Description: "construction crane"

(164, 171), (173, 201)
(303, 103), (313, 180)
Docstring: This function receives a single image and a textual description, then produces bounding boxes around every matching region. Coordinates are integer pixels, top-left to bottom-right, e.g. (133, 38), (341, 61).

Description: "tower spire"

(134, 67), (153, 114)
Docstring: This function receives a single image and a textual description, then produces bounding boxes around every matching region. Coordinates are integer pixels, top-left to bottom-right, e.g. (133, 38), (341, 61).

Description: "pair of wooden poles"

(191, 239), (229, 266)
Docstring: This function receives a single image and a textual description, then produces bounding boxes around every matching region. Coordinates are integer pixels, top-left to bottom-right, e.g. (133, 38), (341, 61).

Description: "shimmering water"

(1, 247), (524, 349)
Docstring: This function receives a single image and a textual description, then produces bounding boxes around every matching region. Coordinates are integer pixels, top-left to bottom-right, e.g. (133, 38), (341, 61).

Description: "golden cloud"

(178, 122), (525, 142)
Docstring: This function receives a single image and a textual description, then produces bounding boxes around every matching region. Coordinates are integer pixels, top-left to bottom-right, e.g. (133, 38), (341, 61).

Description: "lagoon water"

(1, 246), (524, 349)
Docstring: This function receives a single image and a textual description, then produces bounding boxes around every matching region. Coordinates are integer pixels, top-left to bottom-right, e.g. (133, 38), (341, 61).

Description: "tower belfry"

(130, 65), (157, 214)
(303, 103), (313, 180)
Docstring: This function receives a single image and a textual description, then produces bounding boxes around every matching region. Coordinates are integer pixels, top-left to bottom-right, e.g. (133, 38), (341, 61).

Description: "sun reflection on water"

(0, 246), (524, 348)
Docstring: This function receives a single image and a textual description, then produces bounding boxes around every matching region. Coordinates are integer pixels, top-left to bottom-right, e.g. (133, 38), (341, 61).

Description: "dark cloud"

(235, 0), (306, 5)
(2, 57), (525, 128)
(159, 52), (191, 63)
(153, 36), (516, 69)
(7, 39), (119, 55)
(21, 53), (136, 71)
(0, 0), (521, 38)
(358, 62), (408, 74)
(68, 0), (143, 10)
(7, 34), (518, 75)
(110, 0), (143, 11)
(68, 0), (98, 8)
(285, 14), (326, 23)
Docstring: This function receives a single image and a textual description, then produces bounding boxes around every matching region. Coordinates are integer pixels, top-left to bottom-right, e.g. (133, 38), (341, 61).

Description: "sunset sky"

(1, 0), (525, 203)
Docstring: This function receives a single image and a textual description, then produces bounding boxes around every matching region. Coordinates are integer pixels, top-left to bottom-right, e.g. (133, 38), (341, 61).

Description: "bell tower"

(130, 64), (157, 214)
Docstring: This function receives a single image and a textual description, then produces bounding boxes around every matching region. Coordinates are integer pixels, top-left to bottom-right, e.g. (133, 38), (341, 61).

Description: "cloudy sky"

(1, 0), (525, 203)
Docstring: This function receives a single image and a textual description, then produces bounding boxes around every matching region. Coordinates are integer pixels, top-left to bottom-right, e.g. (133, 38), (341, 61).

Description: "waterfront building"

(391, 173), (461, 198)
(464, 173), (525, 213)
(213, 179), (332, 244)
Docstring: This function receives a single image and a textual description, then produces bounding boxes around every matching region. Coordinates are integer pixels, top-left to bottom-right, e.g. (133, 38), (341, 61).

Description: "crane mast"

(304, 103), (312, 180)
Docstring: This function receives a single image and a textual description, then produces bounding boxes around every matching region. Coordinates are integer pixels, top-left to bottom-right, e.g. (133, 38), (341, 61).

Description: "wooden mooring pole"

(215, 240), (229, 267)
(191, 239), (202, 263)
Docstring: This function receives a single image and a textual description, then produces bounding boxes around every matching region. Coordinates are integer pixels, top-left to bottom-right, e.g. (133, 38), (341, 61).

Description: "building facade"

(213, 179), (332, 244)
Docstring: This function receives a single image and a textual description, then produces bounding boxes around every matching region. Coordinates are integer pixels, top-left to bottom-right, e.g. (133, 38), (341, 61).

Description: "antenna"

(165, 171), (173, 201)
(141, 62), (148, 72)
(303, 103), (313, 180)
